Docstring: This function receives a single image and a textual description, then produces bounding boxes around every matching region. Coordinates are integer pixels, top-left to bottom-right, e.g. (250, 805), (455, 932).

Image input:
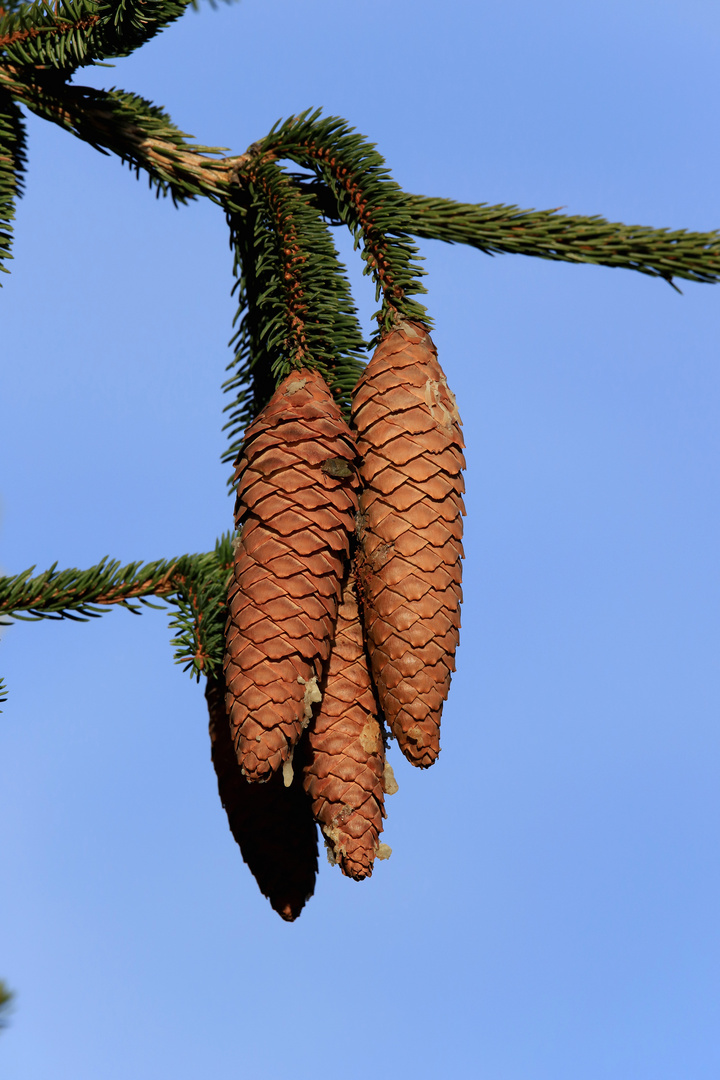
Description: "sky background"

(2, 1), (720, 1076)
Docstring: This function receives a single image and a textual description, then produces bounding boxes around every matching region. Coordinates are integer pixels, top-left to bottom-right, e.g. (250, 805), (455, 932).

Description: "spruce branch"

(0, 553), (194, 621)
(166, 535), (232, 678)
(0, 537), (234, 684)
(257, 110), (430, 337)
(2, 70), (717, 287)
(0, 71), (235, 202)
(0, 0), (191, 74)
(405, 194), (720, 286)
(222, 159), (366, 470)
(0, 85), (25, 276)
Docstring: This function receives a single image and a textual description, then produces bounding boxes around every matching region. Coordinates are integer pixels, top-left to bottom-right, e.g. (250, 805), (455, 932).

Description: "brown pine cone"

(224, 368), (359, 782)
(351, 320), (465, 768)
(205, 674), (318, 921)
(303, 571), (395, 880)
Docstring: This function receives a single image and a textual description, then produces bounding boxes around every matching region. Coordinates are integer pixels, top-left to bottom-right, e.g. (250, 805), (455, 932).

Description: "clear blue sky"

(2, 1), (720, 1077)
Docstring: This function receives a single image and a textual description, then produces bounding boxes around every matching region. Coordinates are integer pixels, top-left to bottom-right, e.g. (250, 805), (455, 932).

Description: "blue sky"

(1, 1), (720, 1076)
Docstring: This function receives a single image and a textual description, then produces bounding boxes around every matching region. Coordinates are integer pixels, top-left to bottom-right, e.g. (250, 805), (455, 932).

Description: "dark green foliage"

(259, 110), (429, 338)
(167, 533), (232, 679)
(405, 194), (720, 287)
(89, 87), (226, 201)
(0, 676), (7, 712)
(15, 79), (227, 204)
(0, 541), (233, 683)
(0, 88), (25, 277)
(0, 553), (185, 621)
(0, 0), (190, 75)
(3, 66), (719, 285)
(222, 160), (367, 473)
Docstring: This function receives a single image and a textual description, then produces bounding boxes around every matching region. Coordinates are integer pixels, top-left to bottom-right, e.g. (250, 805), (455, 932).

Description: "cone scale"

(303, 571), (392, 880)
(352, 321), (465, 768)
(224, 368), (359, 782)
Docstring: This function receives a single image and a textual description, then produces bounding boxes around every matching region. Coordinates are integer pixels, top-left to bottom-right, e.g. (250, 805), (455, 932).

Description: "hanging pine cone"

(303, 571), (394, 880)
(224, 368), (359, 782)
(352, 320), (465, 768)
(205, 674), (318, 921)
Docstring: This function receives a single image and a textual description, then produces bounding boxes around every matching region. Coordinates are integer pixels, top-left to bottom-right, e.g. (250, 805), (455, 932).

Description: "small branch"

(0, 555), (194, 621)
(248, 163), (312, 366)
(0, 13), (100, 52)
(0, 0), (194, 74)
(0, 533), (235, 619)
(288, 137), (405, 315)
(0, 65), (248, 203)
(167, 564), (229, 677)
(405, 194), (720, 285)
(1, 64), (718, 285)
(255, 112), (429, 332)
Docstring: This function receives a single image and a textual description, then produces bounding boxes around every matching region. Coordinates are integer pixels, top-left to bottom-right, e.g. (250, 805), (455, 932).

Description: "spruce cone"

(303, 571), (394, 880)
(352, 320), (465, 768)
(224, 368), (359, 782)
(205, 674), (318, 921)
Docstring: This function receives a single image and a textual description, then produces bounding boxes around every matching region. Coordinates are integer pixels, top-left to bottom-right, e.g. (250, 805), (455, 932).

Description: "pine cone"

(303, 571), (394, 880)
(352, 320), (465, 768)
(205, 674), (318, 921)
(224, 368), (359, 782)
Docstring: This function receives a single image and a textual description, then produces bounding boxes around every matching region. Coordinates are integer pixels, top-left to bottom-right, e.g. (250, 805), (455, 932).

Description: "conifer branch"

(0, 538), (235, 701)
(167, 543), (230, 677)
(405, 194), (720, 286)
(1, 69), (717, 286)
(257, 110), (430, 337)
(0, 540), (234, 708)
(0, 69), (236, 202)
(0, 553), (193, 621)
(0, 0), (191, 74)
(0, 85), (25, 276)
(222, 160), (366, 467)
(0, 9), (100, 60)
(0, 556), (182, 714)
